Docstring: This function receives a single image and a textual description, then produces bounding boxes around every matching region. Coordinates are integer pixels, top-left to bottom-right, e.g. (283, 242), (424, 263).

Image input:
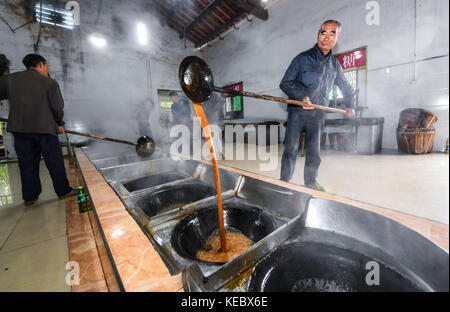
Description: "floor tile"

(0, 212), (24, 249)
(221, 146), (449, 224)
(0, 203), (25, 217)
(0, 235), (71, 292)
(1, 200), (67, 253)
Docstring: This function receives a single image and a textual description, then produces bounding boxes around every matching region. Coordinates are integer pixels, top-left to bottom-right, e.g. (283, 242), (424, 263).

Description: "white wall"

(0, 0), (196, 144)
(202, 0), (449, 151)
(1, 0), (447, 151)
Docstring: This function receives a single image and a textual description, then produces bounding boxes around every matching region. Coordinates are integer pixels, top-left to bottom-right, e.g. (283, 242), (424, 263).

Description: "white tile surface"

(220, 144), (449, 224)
(0, 161), (71, 291)
(0, 235), (71, 292)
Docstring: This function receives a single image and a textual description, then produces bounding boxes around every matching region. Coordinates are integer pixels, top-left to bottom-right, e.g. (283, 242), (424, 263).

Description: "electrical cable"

(0, 15), (34, 33)
(0, 15), (15, 32)
(12, 19), (34, 32)
(95, 0), (103, 26)
(34, 0), (43, 53)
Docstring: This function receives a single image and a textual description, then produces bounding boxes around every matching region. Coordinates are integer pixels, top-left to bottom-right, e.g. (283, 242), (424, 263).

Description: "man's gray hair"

(318, 20), (341, 35)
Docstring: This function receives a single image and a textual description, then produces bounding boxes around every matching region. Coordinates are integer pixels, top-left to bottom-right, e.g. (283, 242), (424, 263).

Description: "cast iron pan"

(248, 242), (422, 292)
(171, 204), (277, 265)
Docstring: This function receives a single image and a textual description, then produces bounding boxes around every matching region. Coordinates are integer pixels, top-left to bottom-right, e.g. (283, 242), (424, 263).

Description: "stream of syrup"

(193, 102), (227, 252)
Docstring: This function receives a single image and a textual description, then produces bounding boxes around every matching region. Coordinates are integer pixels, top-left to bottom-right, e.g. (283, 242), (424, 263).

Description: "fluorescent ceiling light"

(35, 3), (74, 30)
(89, 33), (107, 48)
(137, 22), (148, 46)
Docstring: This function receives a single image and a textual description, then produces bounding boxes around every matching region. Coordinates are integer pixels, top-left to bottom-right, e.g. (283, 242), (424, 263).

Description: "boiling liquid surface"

(197, 232), (253, 263)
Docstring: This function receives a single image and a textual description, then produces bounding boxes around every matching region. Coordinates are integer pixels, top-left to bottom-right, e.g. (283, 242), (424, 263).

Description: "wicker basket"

(398, 108), (437, 129)
(396, 127), (435, 154)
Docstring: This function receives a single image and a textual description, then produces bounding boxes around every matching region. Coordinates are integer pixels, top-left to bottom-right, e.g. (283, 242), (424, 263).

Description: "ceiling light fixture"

(35, 3), (75, 30)
(89, 33), (107, 47)
(137, 22), (148, 46)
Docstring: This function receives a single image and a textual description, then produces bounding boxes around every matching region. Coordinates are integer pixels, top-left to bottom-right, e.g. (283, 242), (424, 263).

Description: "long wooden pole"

(214, 87), (348, 114)
(0, 117), (137, 146)
(64, 129), (137, 146)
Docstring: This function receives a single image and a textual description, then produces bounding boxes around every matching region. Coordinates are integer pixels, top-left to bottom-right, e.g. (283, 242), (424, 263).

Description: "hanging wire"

(34, 0), (43, 53)
(0, 15), (34, 33)
(0, 15), (15, 32)
(95, 0), (103, 26)
(12, 19), (35, 32)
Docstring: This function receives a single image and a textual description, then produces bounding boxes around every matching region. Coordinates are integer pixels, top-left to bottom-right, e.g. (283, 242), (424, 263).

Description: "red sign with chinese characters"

(336, 47), (367, 71)
(220, 82), (243, 97)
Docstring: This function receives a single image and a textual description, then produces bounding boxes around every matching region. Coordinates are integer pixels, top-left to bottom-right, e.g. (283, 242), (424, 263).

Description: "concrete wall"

(202, 0), (449, 151)
(0, 0), (196, 144)
(1, 0), (448, 151)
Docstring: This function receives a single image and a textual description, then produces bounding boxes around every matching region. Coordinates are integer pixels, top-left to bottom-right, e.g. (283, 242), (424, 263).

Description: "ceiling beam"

(180, 0), (226, 39)
(167, 0), (187, 24)
(227, 0), (268, 21)
(195, 9), (247, 48)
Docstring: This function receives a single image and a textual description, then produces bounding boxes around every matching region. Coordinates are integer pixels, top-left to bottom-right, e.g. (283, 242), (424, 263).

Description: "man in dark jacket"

(279, 20), (356, 192)
(0, 54), (76, 205)
(170, 91), (194, 153)
(170, 91), (192, 127)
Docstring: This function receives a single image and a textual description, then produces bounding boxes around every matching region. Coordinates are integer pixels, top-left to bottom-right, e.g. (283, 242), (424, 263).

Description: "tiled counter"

(70, 148), (183, 292)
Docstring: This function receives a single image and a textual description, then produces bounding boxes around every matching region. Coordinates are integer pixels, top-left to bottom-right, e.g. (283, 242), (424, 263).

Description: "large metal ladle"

(0, 117), (155, 157)
(178, 55), (347, 114)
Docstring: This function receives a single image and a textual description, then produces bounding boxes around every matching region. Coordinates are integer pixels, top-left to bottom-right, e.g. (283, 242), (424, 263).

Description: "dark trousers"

(13, 132), (72, 201)
(280, 110), (324, 184)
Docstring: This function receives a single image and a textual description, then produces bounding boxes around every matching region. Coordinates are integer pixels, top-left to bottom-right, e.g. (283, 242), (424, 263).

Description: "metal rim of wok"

(247, 242), (424, 292)
(137, 181), (216, 218)
(171, 204), (278, 265)
(123, 172), (187, 193)
(135, 135), (155, 157)
(178, 55), (215, 103)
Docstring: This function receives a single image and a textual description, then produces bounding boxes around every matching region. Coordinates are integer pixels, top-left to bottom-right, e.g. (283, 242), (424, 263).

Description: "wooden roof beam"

(227, 0), (268, 21)
(180, 0), (226, 39)
(195, 9), (247, 48)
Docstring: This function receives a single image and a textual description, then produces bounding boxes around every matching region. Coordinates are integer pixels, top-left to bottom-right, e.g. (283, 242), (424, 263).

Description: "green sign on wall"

(222, 82), (244, 119)
(233, 96), (242, 111)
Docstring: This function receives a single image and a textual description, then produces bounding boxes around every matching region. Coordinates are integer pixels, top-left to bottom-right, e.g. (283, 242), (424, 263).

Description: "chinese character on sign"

(336, 47), (367, 71)
(343, 54), (356, 69)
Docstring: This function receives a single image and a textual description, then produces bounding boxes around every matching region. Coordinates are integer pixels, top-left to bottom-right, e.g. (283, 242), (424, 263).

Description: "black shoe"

(305, 182), (326, 192)
(24, 198), (38, 206)
(59, 188), (78, 200)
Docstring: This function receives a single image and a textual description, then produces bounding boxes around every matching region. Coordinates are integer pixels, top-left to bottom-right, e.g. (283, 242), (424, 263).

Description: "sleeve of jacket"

(47, 79), (65, 126)
(334, 61), (356, 109)
(0, 76), (7, 101)
(279, 55), (308, 101)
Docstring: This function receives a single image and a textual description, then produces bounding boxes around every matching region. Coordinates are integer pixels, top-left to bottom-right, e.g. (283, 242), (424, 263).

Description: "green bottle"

(77, 186), (87, 213)
(83, 192), (92, 212)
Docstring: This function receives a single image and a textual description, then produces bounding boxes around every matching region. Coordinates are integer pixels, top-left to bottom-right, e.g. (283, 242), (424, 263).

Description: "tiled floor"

(0, 161), (72, 292)
(220, 144), (450, 225)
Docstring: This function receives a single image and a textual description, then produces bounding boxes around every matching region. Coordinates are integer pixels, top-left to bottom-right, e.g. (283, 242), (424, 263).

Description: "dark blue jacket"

(280, 44), (356, 116)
